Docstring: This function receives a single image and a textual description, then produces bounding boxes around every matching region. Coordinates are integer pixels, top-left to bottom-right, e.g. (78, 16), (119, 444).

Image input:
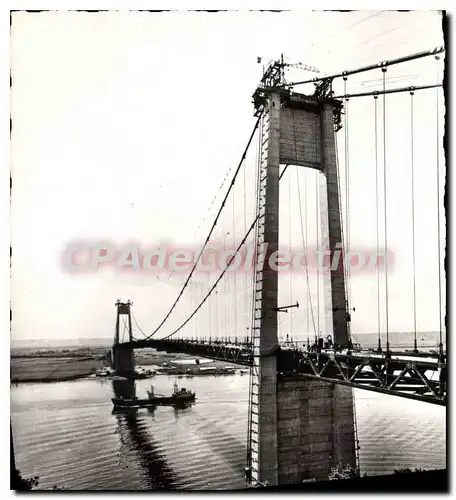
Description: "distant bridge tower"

(247, 66), (356, 486)
(111, 300), (135, 378)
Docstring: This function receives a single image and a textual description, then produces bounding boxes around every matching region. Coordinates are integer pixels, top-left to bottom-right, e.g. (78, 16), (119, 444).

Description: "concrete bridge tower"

(111, 300), (135, 378)
(248, 73), (356, 485)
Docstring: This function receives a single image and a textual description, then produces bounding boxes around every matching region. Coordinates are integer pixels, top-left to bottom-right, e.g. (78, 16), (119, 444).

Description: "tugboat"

(112, 382), (195, 409)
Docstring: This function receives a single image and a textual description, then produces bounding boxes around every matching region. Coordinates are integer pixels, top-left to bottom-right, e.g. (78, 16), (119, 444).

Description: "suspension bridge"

(109, 46), (446, 486)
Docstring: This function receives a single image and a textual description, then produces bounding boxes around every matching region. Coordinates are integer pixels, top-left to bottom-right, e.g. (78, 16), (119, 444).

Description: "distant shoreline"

(10, 346), (238, 384)
(10, 331), (445, 351)
(11, 373), (93, 384)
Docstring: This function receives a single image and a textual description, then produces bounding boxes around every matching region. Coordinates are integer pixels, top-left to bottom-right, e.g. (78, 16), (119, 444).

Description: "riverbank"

(11, 356), (106, 383)
(10, 347), (240, 383)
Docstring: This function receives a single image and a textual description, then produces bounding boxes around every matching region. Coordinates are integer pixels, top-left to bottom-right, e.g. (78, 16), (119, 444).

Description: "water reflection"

(10, 375), (445, 490)
(112, 379), (137, 399)
(172, 402), (195, 420)
(112, 380), (178, 489)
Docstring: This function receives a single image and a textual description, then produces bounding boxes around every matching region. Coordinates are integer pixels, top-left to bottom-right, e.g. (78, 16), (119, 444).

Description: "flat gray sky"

(11, 11), (445, 345)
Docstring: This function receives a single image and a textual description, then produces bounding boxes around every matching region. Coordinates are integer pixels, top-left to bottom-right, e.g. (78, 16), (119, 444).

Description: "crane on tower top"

(253, 54), (321, 115)
(283, 60), (320, 74)
(256, 54), (320, 85)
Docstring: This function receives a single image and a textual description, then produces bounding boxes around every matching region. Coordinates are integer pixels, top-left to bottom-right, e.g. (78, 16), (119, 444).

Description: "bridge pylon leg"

(111, 300), (135, 378)
(247, 85), (356, 486)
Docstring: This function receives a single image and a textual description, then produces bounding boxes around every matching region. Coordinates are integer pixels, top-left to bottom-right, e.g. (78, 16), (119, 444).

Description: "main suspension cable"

(132, 313), (148, 340)
(282, 46), (444, 88)
(140, 115), (262, 340)
(156, 160), (293, 342)
(334, 83), (442, 100)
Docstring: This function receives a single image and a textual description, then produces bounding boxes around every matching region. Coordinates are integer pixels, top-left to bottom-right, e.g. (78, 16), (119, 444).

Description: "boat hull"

(112, 394), (195, 408)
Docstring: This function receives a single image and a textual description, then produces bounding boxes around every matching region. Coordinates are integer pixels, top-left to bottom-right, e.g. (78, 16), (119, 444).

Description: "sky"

(10, 10), (445, 346)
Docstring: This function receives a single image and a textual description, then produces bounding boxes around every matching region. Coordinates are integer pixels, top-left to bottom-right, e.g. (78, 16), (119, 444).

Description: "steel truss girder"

(278, 351), (446, 406)
(127, 340), (445, 405)
(131, 339), (251, 366)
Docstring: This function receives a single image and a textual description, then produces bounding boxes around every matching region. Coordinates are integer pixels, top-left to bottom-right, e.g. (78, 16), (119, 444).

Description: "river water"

(11, 374), (446, 490)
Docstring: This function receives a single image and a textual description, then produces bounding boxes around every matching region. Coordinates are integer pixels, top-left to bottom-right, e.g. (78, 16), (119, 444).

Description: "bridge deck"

(117, 339), (446, 406)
